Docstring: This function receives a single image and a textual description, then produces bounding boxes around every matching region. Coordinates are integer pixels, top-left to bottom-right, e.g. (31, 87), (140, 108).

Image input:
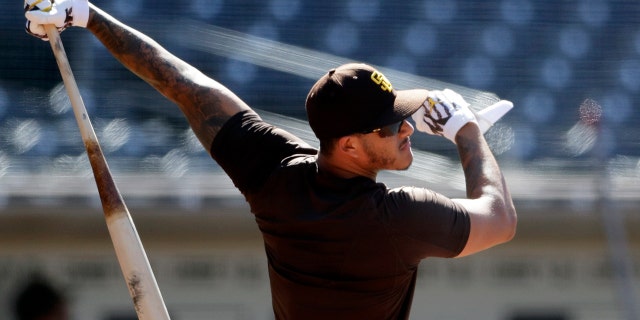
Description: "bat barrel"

(84, 139), (170, 319)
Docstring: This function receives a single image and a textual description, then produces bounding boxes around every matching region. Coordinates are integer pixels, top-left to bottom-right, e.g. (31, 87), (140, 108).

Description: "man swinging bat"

(24, 1), (517, 319)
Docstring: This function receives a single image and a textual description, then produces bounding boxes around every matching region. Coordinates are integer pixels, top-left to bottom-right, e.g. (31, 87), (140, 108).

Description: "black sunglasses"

(362, 120), (404, 137)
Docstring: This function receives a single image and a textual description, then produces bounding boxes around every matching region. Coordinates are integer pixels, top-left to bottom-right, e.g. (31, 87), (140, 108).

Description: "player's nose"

(400, 119), (414, 136)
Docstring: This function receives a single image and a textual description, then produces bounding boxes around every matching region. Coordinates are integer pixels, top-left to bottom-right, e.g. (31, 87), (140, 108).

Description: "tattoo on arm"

(456, 129), (503, 199)
(86, 6), (245, 149)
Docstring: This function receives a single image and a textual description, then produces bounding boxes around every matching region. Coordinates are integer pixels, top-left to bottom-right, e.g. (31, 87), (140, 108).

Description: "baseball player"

(24, 1), (517, 319)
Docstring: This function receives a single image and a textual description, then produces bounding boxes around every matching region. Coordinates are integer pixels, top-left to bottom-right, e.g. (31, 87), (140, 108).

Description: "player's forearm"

(456, 124), (503, 198)
(456, 124), (516, 224)
(85, 4), (250, 150)
(86, 5), (193, 97)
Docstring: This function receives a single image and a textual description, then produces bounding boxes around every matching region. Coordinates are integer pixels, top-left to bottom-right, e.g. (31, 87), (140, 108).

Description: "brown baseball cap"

(305, 63), (430, 139)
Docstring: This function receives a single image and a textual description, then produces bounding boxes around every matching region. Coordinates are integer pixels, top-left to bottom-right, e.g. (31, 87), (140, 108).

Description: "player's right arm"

(412, 89), (517, 257)
(25, 0), (251, 151)
(451, 122), (517, 257)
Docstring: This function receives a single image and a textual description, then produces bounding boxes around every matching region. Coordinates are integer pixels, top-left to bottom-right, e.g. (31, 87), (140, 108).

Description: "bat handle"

(44, 24), (97, 143)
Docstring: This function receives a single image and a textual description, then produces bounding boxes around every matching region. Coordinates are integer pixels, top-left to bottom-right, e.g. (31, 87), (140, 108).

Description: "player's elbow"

(503, 217), (517, 244)
(486, 189), (518, 243)
(454, 197), (517, 258)
(499, 200), (518, 243)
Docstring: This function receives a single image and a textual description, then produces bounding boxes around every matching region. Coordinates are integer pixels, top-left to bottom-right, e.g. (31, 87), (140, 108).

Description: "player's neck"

(317, 153), (378, 181)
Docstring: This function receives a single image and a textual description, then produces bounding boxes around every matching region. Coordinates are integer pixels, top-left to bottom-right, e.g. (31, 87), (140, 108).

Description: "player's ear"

(336, 135), (360, 158)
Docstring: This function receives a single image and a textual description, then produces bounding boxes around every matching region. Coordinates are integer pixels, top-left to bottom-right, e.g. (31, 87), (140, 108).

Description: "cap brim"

(393, 88), (430, 120)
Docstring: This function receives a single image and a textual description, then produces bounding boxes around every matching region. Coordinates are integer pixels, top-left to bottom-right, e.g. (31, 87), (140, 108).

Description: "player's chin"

(396, 150), (414, 171)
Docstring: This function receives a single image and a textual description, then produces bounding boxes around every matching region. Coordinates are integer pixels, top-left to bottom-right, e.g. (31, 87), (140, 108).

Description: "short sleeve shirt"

(210, 110), (470, 320)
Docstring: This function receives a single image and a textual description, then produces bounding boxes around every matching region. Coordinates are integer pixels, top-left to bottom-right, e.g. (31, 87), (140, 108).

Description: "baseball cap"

(305, 63), (430, 139)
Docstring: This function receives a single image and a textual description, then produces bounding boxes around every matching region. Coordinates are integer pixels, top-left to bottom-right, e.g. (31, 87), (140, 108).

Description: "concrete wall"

(0, 198), (637, 320)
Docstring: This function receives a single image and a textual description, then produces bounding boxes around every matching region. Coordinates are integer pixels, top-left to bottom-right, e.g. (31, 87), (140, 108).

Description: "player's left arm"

(85, 4), (251, 151)
(25, 0), (252, 151)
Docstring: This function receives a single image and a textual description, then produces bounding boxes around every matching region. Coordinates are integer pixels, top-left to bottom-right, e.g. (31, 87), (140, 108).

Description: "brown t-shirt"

(211, 110), (470, 320)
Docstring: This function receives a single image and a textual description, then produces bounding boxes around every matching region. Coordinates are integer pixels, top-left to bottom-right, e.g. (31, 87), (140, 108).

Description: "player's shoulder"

(282, 153), (317, 166)
(386, 186), (435, 198)
(383, 186), (454, 208)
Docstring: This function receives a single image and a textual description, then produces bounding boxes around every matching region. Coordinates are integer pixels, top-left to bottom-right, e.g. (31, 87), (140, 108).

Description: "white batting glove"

(411, 89), (477, 144)
(24, 0), (89, 40)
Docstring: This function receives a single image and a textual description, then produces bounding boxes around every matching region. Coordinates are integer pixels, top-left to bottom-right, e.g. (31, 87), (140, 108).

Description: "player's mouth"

(400, 138), (411, 151)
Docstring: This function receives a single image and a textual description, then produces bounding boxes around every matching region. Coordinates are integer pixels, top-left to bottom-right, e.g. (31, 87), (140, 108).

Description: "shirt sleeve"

(210, 110), (317, 195)
(384, 186), (470, 261)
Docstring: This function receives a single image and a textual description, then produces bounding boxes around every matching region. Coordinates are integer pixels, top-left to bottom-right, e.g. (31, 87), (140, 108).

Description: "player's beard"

(361, 139), (413, 171)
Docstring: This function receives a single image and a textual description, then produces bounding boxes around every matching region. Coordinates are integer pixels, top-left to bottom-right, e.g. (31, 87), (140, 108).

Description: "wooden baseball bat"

(44, 25), (171, 320)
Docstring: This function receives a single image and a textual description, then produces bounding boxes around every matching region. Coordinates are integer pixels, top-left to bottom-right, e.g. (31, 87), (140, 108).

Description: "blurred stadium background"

(0, 0), (639, 319)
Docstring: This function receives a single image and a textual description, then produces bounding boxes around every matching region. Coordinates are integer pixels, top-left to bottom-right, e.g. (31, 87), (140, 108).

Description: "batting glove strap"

(24, 0), (89, 40)
(411, 89), (477, 144)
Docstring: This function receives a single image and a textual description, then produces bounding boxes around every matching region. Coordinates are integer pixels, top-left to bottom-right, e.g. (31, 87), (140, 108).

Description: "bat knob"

(477, 100), (513, 133)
